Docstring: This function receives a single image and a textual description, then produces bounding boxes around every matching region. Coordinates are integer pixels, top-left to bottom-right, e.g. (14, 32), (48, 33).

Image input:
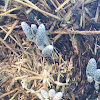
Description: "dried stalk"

(55, 0), (70, 12)
(0, 87), (20, 98)
(14, 0), (61, 20)
(0, 7), (22, 16)
(4, 20), (19, 40)
(51, 30), (100, 35)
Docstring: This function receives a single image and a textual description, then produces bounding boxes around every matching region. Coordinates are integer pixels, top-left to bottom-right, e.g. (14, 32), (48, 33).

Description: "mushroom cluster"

(86, 58), (100, 90)
(20, 78), (63, 100)
(21, 22), (53, 59)
(37, 89), (62, 100)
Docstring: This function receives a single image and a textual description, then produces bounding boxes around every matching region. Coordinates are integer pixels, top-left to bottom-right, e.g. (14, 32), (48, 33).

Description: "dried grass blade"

(54, 0), (60, 6)
(55, 0), (70, 12)
(0, 14), (18, 19)
(82, 11), (85, 28)
(0, 7), (22, 16)
(0, 87), (20, 98)
(23, 0), (38, 8)
(39, 0), (51, 10)
(9, 89), (22, 100)
(80, 14), (83, 27)
(63, 0), (83, 22)
(14, 0), (61, 20)
(12, 65), (39, 76)
(0, 37), (19, 56)
(84, 0), (97, 5)
(63, 9), (72, 21)
(84, 7), (92, 17)
(15, 59), (28, 64)
(82, 2), (85, 28)
(52, 29), (100, 35)
(49, 21), (57, 32)
(28, 76), (42, 80)
(54, 81), (69, 86)
(50, 0), (57, 8)
(53, 34), (62, 42)
(56, 71), (60, 90)
(95, 6), (99, 23)
(4, 20), (19, 40)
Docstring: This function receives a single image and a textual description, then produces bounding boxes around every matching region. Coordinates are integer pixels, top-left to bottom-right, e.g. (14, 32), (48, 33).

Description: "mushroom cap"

(36, 24), (46, 46)
(31, 24), (37, 34)
(31, 24), (37, 41)
(86, 58), (97, 77)
(94, 69), (100, 82)
(21, 22), (34, 41)
(53, 92), (62, 100)
(49, 89), (56, 98)
(37, 93), (45, 100)
(42, 45), (53, 58)
(41, 89), (49, 99)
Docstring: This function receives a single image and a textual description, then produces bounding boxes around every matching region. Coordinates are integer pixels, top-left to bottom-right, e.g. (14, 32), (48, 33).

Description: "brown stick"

(50, 29), (100, 35)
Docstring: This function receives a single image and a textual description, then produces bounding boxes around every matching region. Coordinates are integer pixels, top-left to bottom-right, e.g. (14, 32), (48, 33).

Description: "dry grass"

(0, 0), (100, 100)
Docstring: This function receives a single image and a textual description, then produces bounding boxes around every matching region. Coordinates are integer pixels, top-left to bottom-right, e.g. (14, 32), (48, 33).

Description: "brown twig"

(51, 29), (100, 35)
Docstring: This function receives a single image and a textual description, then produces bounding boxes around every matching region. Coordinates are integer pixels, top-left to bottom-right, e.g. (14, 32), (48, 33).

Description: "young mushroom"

(41, 89), (49, 99)
(37, 93), (45, 100)
(86, 58), (97, 83)
(4, 0), (10, 11)
(21, 22), (34, 41)
(94, 69), (100, 90)
(42, 45), (53, 59)
(35, 24), (46, 50)
(31, 24), (37, 42)
(21, 22), (50, 50)
(53, 92), (62, 100)
(49, 89), (56, 98)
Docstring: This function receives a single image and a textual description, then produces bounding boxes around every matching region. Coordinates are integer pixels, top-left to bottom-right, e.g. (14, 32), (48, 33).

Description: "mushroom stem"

(94, 81), (99, 90)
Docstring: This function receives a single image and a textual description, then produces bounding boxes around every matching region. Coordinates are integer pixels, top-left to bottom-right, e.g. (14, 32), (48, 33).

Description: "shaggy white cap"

(37, 93), (44, 100)
(41, 89), (49, 99)
(21, 22), (34, 41)
(94, 69), (100, 90)
(31, 24), (37, 34)
(53, 92), (62, 100)
(49, 89), (56, 98)
(31, 24), (37, 42)
(86, 58), (97, 83)
(94, 69), (100, 81)
(42, 45), (53, 58)
(36, 24), (46, 46)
